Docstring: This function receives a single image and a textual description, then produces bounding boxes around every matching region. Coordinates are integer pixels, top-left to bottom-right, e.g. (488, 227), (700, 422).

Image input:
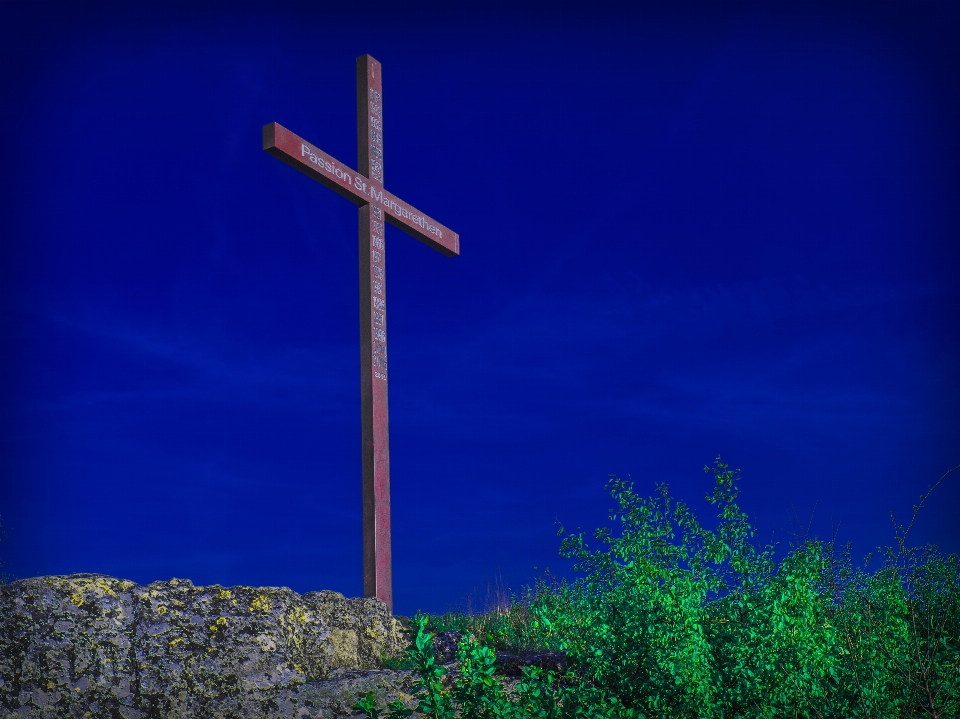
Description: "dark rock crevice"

(430, 630), (571, 678)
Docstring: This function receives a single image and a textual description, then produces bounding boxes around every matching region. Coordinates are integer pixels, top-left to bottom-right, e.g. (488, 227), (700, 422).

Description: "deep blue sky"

(1, 1), (958, 617)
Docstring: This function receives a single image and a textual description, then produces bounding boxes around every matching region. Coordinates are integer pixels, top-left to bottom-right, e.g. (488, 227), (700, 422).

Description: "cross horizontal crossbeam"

(263, 122), (459, 257)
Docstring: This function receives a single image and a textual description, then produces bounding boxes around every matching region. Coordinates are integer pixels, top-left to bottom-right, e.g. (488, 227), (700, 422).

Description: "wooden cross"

(263, 55), (459, 612)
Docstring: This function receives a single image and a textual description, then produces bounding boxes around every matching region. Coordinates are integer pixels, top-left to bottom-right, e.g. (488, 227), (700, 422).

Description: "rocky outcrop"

(0, 573), (417, 718)
(430, 631), (463, 665)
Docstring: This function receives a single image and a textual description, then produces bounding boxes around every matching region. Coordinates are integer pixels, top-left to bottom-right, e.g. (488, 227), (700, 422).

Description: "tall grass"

(424, 572), (548, 656)
(362, 458), (959, 718)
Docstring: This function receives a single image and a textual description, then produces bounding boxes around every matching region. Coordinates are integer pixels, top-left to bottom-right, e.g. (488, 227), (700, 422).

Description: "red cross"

(263, 55), (459, 612)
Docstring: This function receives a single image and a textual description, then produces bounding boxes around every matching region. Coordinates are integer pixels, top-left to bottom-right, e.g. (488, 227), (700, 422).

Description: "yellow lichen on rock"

(278, 605), (308, 653)
(288, 605), (307, 626)
(329, 629), (359, 668)
(2, 573), (413, 716)
(93, 577), (118, 598)
(249, 594), (273, 613)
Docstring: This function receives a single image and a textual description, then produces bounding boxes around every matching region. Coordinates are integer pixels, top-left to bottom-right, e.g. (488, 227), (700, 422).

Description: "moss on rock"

(0, 573), (413, 718)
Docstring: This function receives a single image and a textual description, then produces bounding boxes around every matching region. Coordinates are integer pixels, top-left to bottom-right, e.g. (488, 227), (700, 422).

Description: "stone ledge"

(0, 573), (409, 718)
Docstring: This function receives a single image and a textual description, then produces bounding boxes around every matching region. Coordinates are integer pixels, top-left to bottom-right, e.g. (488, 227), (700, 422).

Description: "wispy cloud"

(390, 277), (954, 449)
(37, 307), (357, 414)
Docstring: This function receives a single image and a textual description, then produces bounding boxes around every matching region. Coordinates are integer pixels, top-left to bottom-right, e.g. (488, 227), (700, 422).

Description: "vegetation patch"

(358, 457), (960, 719)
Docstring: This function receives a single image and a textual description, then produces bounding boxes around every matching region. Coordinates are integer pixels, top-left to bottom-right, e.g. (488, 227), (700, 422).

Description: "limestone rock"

(0, 573), (414, 718)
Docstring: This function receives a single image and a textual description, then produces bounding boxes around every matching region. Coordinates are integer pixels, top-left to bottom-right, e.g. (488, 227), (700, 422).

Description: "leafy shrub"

(357, 458), (958, 718)
(356, 613), (636, 719)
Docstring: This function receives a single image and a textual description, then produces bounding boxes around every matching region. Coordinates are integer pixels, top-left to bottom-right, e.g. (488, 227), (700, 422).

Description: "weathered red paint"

(263, 55), (458, 613)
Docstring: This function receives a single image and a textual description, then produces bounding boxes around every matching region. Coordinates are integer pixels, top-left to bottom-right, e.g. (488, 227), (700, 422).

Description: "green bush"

(357, 458), (959, 718)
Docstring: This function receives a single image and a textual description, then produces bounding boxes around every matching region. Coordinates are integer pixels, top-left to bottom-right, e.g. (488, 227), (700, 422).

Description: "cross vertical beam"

(263, 55), (458, 614)
(356, 56), (391, 608)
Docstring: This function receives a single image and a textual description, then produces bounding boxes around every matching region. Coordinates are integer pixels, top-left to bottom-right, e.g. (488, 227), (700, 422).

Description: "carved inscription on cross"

(263, 55), (459, 612)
